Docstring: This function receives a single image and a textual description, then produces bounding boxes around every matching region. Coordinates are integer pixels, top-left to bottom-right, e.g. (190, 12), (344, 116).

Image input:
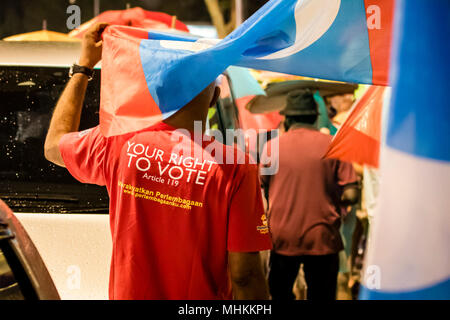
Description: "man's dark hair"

(284, 114), (318, 131)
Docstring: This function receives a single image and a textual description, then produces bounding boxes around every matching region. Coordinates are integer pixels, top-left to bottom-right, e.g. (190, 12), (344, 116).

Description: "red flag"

(68, 7), (189, 39)
(324, 86), (387, 168)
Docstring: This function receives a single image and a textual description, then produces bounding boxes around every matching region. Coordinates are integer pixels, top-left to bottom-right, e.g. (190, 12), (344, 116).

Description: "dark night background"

(0, 0), (268, 38)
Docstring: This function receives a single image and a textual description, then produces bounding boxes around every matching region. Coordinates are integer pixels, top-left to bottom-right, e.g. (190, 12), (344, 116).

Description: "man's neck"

(289, 122), (317, 131)
(162, 106), (208, 133)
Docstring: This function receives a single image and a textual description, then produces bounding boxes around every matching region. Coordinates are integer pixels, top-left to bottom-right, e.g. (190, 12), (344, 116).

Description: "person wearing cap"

(261, 89), (359, 300)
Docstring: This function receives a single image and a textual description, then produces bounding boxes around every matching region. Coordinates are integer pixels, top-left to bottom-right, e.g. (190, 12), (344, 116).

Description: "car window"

(206, 74), (241, 146)
(0, 66), (109, 213)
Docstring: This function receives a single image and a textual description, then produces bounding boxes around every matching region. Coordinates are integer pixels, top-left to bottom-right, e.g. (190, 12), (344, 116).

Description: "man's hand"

(78, 22), (109, 69)
(44, 22), (108, 167)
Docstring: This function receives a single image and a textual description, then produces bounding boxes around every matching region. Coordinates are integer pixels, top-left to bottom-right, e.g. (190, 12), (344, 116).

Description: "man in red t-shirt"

(44, 23), (271, 299)
(261, 90), (358, 300)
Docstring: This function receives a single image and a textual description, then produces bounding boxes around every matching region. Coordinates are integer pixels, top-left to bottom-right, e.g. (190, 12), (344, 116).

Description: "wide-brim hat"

(279, 89), (318, 116)
(247, 80), (358, 114)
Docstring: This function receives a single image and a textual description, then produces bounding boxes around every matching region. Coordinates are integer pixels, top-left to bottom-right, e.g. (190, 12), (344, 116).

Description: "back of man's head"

(163, 82), (221, 131)
(184, 82), (219, 112)
(280, 89), (318, 129)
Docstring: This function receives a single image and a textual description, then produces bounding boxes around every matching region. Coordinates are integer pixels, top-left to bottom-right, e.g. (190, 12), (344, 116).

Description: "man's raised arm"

(44, 22), (108, 167)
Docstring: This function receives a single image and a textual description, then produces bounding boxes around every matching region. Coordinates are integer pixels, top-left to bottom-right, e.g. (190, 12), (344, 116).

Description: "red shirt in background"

(261, 126), (357, 256)
(59, 122), (271, 299)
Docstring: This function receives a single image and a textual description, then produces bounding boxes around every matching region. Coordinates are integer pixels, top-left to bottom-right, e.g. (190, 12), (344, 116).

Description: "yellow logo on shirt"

(257, 214), (269, 234)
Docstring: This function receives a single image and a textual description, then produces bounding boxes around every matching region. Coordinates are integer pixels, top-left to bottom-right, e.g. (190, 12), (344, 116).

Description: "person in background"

(324, 89), (356, 129)
(346, 165), (379, 299)
(44, 23), (271, 300)
(261, 89), (359, 300)
(323, 85), (361, 300)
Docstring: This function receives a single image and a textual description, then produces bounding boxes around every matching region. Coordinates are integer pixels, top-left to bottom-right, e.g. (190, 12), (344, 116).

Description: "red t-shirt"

(261, 126), (357, 256)
(59, 122), (271, 300)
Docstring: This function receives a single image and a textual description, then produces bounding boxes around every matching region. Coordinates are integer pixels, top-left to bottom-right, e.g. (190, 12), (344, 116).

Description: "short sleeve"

(259, 139), (277, 188)
(227, 164), (272, 252)
(59, 126), (107, 186)
(337, 160), (358, 188)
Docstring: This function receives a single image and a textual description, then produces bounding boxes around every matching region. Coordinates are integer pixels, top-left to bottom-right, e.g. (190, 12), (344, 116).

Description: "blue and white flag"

(360, 0), (450, 300)
(100, 0), (394, 136)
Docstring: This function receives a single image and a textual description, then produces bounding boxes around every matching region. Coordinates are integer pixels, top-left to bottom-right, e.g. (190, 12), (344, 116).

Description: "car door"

(0, 62), (112, 300)
(0, 200), (59, 300)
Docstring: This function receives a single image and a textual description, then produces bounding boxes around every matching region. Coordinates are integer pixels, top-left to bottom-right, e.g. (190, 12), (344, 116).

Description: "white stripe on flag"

(363, 146), (450, 291)
(260, 0), (341, 60)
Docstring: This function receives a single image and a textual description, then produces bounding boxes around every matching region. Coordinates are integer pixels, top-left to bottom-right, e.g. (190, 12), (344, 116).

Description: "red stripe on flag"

(324, 86), (385, 168)
(100, 26), (162, 137)
(364, 0), (395, 86)
(326, 127), (380, 168)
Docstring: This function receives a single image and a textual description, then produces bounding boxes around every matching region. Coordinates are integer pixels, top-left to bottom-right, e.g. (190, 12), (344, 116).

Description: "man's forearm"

(232, 272), (270, 300)
(44, 73), (89, 166)
(44, 22), (107, 167)
(229, 252), (270, 300)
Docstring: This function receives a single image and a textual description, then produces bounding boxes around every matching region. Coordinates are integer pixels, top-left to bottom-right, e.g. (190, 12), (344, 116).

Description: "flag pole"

(235, 0), (244, 27)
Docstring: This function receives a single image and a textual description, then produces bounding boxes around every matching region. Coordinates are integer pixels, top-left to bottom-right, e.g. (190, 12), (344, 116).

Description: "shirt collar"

(289, 123), (318, 131)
